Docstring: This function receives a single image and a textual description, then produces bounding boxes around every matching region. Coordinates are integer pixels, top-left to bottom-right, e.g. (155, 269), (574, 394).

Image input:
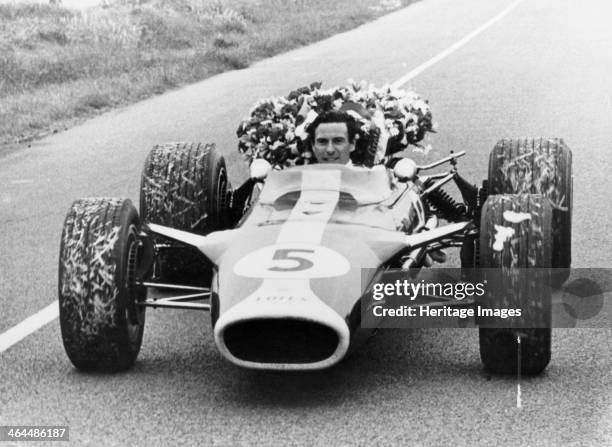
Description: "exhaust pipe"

(214, 279), (350, 370)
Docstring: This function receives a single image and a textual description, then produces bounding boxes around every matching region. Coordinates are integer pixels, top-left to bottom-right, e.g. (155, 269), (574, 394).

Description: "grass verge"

(0, 0), (419, 146)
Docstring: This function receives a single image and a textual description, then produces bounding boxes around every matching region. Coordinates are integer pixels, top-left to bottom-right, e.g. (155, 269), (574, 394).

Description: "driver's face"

(312, 122), (355, 164)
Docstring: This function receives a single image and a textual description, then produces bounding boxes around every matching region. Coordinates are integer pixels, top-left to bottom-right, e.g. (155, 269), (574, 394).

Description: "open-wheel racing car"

(58, 84), (572, 375)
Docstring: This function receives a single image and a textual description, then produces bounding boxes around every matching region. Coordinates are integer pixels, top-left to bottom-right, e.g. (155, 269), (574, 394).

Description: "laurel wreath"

(236, 80), (434, 168)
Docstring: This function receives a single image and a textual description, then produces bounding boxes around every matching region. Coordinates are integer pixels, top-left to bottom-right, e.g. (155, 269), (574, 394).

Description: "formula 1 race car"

(58, 138), (572, 375)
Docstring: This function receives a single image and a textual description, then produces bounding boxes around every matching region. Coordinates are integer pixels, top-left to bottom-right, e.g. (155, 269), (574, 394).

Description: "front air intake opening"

(223, 319), (339, 364)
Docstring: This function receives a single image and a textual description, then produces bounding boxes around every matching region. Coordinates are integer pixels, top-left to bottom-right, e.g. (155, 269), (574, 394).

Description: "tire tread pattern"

(140, 142), (218, 234)
(478, 194), (552, 375)
(488, 138), (572, 271)
(59, 198), (144, 371)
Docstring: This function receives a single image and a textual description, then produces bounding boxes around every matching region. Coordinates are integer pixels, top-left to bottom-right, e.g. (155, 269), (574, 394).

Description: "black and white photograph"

(0, 0), (610, 445)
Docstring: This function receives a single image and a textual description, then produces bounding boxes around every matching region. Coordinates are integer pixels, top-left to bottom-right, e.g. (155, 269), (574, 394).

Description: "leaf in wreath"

(385, 104), (403, 119)
(261, 103), (276, 119)
(296, 139), (308, 152)
(332, 89), (344, 100)
(255, 127), (267, 139)
(280, 103), (298, 117)
(316, 94), (334, 111)
(236, 121), (246, 136)
(287, 90), (301, 101)
(310, 81), (322, 90)
(269, 127), (284, 142)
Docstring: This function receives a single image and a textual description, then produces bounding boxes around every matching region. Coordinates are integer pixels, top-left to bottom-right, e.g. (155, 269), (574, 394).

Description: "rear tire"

(59, 198), (146, 372)
(140, 142), (231, 233)
(478, 194), (552, 376)
(140, 142), (231, 285)
(488, 138), (572, 286)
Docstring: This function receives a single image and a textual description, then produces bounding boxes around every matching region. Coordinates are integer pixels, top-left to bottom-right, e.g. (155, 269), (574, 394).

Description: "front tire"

(58, 198), (146, 371)
(478, 194), (552, 375)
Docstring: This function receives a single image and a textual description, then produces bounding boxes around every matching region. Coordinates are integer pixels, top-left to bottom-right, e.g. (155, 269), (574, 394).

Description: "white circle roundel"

(233, 243), (350, 279)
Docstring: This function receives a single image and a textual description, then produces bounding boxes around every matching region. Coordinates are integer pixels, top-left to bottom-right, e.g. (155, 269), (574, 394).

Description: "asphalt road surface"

(1, 0), (611, 445)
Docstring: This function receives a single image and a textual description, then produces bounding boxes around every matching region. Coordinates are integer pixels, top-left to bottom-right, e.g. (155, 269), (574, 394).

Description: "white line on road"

(517, 335), (522, 408)
(0, 0), (525, 354)
(0, 302), (58, 353)
(391, 0), (526, 88)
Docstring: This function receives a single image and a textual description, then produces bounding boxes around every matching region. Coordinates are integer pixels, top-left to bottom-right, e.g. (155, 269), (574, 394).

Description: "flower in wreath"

(236, 80), (434, 168)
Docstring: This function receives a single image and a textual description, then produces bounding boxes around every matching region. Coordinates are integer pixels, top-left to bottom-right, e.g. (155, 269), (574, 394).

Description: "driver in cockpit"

(230, 109), (386, 221)
(306, 110), (357, 165)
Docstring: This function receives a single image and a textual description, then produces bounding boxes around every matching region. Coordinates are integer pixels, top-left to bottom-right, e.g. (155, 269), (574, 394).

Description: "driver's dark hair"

(306, 110), (358, 144)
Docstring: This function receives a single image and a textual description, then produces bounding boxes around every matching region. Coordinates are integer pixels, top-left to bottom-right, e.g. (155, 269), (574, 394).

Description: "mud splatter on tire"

(58, 198), (146, 372)
(478, 194), (552, 376)
(489, 138), (572, 286)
